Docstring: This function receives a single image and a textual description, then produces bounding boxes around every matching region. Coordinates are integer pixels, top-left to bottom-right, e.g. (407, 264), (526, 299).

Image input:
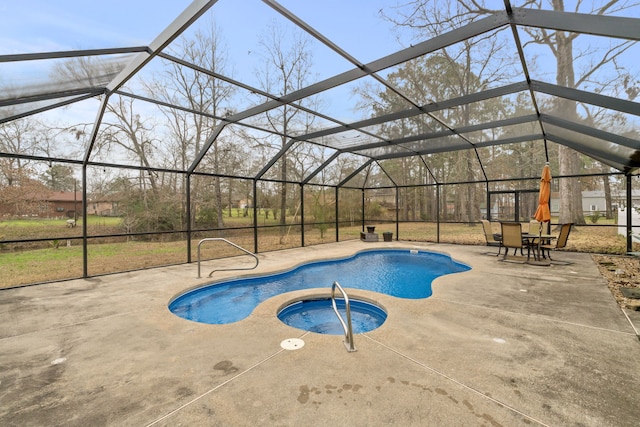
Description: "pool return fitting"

(331, 281), (357, 352)
(197, 238), (259, 278)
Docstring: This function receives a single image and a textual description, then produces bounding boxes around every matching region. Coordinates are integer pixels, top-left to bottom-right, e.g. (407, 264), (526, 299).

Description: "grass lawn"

(0, 217), (633, 289)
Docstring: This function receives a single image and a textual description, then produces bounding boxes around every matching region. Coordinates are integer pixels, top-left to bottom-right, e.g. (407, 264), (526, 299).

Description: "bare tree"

(0, 116), (38, 187)
(145, 16), (236, 229)
(0, 114), (65, 217)
(526, 0), (638, 224)
(387, 0), (639, 225)
(50, 57), (160, 194)
(99, 96), (159, 194)
(254, 20), (318, 242)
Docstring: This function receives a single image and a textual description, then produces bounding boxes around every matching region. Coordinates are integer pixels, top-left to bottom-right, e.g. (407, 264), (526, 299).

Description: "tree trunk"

(214, 175), (224, 229)
(465, 151), (476, 224)
(280, 157), (287, 227)
(402, 158), (409, 221)
(279, 153), (287, 244)
(603, 173), (613, 219)
(554, 13), (585, 225)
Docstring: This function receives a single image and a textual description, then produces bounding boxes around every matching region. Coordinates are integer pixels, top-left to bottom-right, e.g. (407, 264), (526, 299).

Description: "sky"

(0, 0), (192, 53)
(2, 0), (639, 180)
(0, 1), (405, 62)
(3, 0), (633, 54)
(0, 0), (408, 122)
(2, 1), (638, 128)
(3, 0), (639, 73)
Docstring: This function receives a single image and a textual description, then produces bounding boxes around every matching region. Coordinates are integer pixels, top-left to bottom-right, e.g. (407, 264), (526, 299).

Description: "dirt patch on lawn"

(593, 254), (640, 312)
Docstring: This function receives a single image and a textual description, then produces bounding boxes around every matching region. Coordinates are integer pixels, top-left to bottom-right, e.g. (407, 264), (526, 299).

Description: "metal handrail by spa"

(331, 281), (357, 352)
(197, 238), (259, 278)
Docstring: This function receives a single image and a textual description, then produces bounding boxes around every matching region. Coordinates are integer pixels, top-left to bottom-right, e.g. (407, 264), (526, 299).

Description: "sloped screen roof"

(1, 0), (640, 186)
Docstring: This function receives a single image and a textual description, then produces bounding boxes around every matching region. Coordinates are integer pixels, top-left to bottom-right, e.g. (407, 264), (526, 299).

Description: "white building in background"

(617, 207), (640, 240)
(581, 190), (640, 215)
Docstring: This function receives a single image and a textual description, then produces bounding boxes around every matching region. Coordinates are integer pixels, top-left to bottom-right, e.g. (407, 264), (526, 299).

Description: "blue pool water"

(277, 298), (387, 335)
(169, 249), (470, 325)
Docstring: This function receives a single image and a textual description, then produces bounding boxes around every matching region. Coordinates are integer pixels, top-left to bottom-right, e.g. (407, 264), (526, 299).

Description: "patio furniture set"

(482, 219), (573, 265)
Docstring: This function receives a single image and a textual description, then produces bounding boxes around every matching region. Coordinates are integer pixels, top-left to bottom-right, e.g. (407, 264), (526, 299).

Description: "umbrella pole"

(529, 222), (550, 266)
(538, 222), (543, 261)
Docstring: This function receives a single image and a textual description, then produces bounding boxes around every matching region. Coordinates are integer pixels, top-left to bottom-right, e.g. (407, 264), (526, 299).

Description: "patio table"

(522, 233), (556, 263)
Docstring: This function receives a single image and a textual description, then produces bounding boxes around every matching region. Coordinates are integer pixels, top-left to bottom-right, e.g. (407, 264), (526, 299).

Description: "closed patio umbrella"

(532, 163), (552, 263)
(534, 163), (551, 224)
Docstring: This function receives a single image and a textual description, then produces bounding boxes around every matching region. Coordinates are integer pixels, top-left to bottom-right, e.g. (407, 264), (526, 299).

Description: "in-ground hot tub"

(277, 297), (387, 335)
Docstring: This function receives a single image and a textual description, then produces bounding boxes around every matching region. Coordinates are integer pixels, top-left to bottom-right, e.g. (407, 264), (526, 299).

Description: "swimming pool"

(169, 249), (470, 325)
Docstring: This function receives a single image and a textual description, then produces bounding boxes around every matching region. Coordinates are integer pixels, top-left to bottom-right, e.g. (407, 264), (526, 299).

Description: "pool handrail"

(331, 281), (357, 352)
(197, 238), (259, 278)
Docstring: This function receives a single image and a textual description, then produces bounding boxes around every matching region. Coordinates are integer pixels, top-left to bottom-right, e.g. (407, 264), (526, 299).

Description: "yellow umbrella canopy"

(533, 164), (552, 223)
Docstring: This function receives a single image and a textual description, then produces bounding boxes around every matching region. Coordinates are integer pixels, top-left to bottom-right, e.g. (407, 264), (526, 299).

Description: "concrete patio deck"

(1, 241), (639, 426)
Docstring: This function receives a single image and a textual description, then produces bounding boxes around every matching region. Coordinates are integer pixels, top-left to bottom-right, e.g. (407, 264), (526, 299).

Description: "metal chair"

(500, 222), (531, 261)
(540, 223), (573, 260)
(481, 219), (502, 256)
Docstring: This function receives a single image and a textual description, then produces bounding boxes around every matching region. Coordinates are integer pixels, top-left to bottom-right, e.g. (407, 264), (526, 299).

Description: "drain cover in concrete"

(281, 338), (305, 350)
(621, 287), (640, 299)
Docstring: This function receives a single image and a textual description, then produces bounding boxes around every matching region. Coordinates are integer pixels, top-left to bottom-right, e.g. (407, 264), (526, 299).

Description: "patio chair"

(528, 219), (550, 235)
(540, 223), (573, 260)
(500, 222), (531, 261)
(527, 219), (551, 249)
(481, 219), (502, 256)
